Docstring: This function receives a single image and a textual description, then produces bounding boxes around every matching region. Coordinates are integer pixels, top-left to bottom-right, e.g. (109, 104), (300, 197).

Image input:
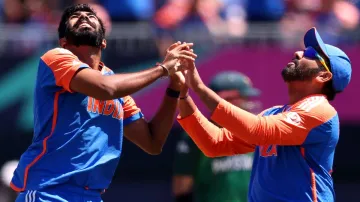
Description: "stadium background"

(0, 0), (359, 201)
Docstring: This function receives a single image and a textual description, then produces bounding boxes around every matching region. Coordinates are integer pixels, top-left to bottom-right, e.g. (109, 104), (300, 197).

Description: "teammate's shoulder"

(292, 95), (337, 121)
(258, 105), (284, 116)
(41, 48), (76, 59)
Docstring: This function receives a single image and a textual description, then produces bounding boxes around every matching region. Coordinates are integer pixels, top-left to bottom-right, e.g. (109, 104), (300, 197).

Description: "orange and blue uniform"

(178, 95), (339, 202)
(11, 48), (143, 201)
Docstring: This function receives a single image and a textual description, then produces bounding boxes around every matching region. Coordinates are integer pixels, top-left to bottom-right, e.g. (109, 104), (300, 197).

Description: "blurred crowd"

(0, 0), (360, 56)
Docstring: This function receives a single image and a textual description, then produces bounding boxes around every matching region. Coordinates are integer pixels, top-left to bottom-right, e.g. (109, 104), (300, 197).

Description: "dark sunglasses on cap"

(303, 46), (331, 72)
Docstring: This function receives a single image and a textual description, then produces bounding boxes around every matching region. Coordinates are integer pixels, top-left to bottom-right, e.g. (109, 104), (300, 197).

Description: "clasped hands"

(161, 41), (204, 93)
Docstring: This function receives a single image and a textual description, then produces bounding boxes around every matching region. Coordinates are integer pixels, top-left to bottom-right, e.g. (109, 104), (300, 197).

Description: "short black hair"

(58, 4), (106, 39)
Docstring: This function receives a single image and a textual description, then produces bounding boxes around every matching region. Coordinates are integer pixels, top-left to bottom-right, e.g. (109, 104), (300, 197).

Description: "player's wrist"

(179, 86), (189, 99)
(166, 87), (180, 98)
(169, 81), (182, 91)
(156, 63), (170, 77)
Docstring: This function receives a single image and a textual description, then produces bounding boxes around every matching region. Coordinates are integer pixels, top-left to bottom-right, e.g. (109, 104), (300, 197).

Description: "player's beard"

(64, 18), (104, 48)
(281, 59), (322, 82)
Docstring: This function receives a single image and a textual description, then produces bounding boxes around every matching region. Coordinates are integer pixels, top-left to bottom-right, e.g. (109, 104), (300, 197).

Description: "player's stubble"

(281, 58), (323, 82)
(64, 15), (105, 48)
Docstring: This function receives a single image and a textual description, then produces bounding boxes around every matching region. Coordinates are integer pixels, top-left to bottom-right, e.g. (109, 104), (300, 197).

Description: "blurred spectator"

(220, 0), (248, 37)
(246, 0), (286, 22)
(154, 0), (248, 57)
(172, 71), (261, 202)
(280, 0), (360, 47)
(24, 0), (61, 25)
(1, 0), (61, 25)
(316, 0), (360, 45)
(197, 0), (248, 38)
(154, 0), (209, 57)
(2, 0), (29, 23)
(98, 0), (155, 22)
(154, 0), (248, 37)
(0, 0), (58, 56)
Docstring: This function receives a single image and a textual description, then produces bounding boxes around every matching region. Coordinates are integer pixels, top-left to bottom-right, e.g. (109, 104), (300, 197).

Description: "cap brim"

(242, 88), (261, 97)
(304, 27), (329, 58)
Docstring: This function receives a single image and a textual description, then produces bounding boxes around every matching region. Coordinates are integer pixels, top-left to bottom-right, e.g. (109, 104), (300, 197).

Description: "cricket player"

(173, 71), (261, 202)
(10, 4), (196, 202)
(177, 27), (351, 202)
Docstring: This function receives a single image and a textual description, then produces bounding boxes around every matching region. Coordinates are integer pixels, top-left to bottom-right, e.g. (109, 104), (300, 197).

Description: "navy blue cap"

(209, 71), (260, 97)
(304, 27), (352, 92)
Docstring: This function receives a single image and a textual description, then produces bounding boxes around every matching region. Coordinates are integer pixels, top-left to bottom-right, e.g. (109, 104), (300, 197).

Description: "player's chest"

(85, 97), (124, 120)
(256, 106), (303, 159)
(255, 145), (301, 160)
(65, 93), (124, 121)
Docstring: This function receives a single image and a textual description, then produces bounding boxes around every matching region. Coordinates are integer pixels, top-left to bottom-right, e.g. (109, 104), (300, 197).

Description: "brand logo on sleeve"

(284, 112), (301, 126)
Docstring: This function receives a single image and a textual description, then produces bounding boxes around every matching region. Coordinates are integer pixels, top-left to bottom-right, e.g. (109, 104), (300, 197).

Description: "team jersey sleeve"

(177, 109), (256, 157)
(211, 98), (337, 146)
(122, 95), (144, 125)
(40, 48), (89, 92)
(173, 131), (199, 176)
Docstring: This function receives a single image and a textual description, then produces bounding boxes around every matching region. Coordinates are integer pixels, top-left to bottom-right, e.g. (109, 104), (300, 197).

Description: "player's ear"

(315, 71), (332, 84)
(59, 38), (67, 48)
(101, 39), (107, 49)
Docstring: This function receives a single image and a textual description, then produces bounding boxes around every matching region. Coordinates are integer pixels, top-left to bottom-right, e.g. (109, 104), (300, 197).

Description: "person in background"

(0, 160), (19, 202)
(172, 71), (261, 202)
(153, 0), (248, 58)
(98, 0), (155, 22)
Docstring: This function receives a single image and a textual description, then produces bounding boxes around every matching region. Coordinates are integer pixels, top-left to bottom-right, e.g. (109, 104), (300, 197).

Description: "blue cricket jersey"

(11, 48), (143, 194)
(179, 95), (339, 202)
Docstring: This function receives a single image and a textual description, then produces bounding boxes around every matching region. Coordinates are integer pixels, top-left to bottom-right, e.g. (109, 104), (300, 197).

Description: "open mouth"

(79, 23), (91, 28)
(76, 21), (94, 29)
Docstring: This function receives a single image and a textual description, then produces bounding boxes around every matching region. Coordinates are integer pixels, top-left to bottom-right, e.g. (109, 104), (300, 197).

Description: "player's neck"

(66, 45), (102, 70)
(287, 82), (322, 105)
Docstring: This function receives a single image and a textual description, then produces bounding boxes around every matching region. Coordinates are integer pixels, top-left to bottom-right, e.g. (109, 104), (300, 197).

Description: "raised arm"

(123, 72), (186, 155)
(119, 44), (198, 155)
(177, 87), (255, 157)
(69, 42), (196, 100)
(183, 65), (335, 146)
(39, 42), (196, 100)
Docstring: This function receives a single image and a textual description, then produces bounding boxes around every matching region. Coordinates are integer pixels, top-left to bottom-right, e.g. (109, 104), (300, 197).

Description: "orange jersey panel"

(211, 95), (337, 146)
(178, 109), (255, 157)
(41, 48), (89, 92)
(122, 95), (142, 120)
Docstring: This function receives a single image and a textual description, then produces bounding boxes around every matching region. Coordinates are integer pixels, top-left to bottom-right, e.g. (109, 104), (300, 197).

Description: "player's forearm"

(148, 82), (182, 151)
(178, 101), (239, 157)
(211, 99), (266, 144)
(212, 100), (310, 146)
(178, 89), (223, 157)
(185, 82), (265, 147)
(103, 65), (165, 99)
(178, 87), (197, 118)
(193, 84), (223, 113)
